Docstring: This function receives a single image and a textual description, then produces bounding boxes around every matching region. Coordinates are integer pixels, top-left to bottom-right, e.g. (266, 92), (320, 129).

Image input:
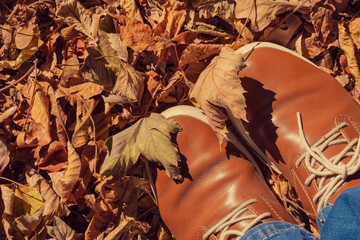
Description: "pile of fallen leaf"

(0, 0), (360, 239)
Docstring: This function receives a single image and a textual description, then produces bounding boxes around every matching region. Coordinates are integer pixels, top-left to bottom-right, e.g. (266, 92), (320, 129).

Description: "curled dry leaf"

(100, 113), (182, 180)
(197, 0), (235, 19)
(190, 46), (247, 144)
(349, 12), (360, 49)
(338, 19), (360, 83)
(58, 142), (81, 202)
(153, 0), (187, 38)
(26, 167), (70, 218)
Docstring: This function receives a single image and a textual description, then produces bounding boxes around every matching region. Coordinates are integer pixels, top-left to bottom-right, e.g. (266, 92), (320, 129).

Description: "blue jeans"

(241, 186), (360, 240)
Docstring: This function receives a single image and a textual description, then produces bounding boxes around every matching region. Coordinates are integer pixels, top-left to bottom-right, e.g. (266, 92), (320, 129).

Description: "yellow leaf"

(0, 28), (43, 70)
(100, 113), (182, 180)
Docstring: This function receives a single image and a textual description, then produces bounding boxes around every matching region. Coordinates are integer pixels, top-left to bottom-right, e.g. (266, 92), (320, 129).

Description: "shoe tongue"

(335, 116), (360, 144)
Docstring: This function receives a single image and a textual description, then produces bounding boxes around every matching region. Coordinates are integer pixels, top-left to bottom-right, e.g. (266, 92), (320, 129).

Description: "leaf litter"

(0, 0), (359, 239)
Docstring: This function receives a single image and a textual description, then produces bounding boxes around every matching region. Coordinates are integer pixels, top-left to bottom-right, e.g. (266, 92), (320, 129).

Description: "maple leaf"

(100, 113), (182, 180)
(190, 46), (247, 144)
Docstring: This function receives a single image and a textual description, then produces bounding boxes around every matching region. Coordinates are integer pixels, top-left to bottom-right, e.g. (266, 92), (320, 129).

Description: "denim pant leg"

(241, 221), (318, 240)
(317, 186), (360, 240)
(241, 185), (360, 240)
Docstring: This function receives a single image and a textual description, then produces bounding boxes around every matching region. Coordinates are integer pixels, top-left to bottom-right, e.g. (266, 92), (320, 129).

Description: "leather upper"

(155, 114), (297, 240)
(238, 47), (360, 217)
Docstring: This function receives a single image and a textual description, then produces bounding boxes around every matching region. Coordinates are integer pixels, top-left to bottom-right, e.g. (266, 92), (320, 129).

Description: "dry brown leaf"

(26, 167), (70, 218)
(338, 19), (360, 83)
(310, 2), (337, 45)
(113, 15), (154, 52)
(190, 47), (247, 143)
(234, 0), (311, 32)
(98, 30), (128, 63)
(153, 0), (187, 38)
(36, 141), (68, 172)
(15, 21), (36, 50)
(104, 213), (150, 240)
(349, 12), (360, 49)
(60, 54), (83, 86)
(119, 0), (144, 22)
(72, 98), (95, 148)
(60, 25), (78, 41)
(55, 0), (95, 42)
(103, 62), (144, 105)
(0, 137), (10, 175)
(179, 43), (223, 68)
(57, 82), (103, 100)
(197, 0), (234, 19)
(47, 216), (83, 240)
(58, 142), (81, 202)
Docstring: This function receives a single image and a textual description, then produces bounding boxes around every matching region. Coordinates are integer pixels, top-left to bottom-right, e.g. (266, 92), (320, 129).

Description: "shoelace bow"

(203, 199), (271, 240)
(296, 112), (360, 212)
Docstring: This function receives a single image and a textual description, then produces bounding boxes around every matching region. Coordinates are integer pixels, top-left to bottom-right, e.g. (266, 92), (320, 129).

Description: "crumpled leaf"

(26, 167), (70, 218)
(153, 0), (187, 38)
(190, 47), (247, 144)
(119, 0), (144, 22)
(338, 19), (360, 83)
(58, 142), (81, 202)
(349, 12), (360, 49)
(197, 0), (234, 19)
(0, 137), (10, 175)
(234, 0), (311, 32)
(100, 113), (182, 180)
(47, 216), (83, 240)
(1, 183), (45, 237)
(72, 98), (95, 148)
(55, 0), (95, 42)
(104, 213), (150, 239)
(103, 62), (144, 105)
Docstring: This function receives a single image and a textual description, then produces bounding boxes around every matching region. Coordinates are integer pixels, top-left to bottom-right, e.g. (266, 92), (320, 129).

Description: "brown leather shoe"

(228, 42), (360, 220)
(156, 106), (297, 240)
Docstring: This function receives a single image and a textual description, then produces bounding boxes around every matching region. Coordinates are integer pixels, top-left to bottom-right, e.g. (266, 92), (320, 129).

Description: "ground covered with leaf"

(0, 0), (360, 239)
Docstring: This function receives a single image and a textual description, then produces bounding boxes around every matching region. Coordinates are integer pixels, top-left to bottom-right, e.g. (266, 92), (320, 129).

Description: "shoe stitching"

(292, 168), (317, 215)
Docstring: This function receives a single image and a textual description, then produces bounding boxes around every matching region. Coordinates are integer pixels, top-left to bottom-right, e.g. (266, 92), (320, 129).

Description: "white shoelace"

(203, 199), (271, 240)
(296, 112), (360, 212)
